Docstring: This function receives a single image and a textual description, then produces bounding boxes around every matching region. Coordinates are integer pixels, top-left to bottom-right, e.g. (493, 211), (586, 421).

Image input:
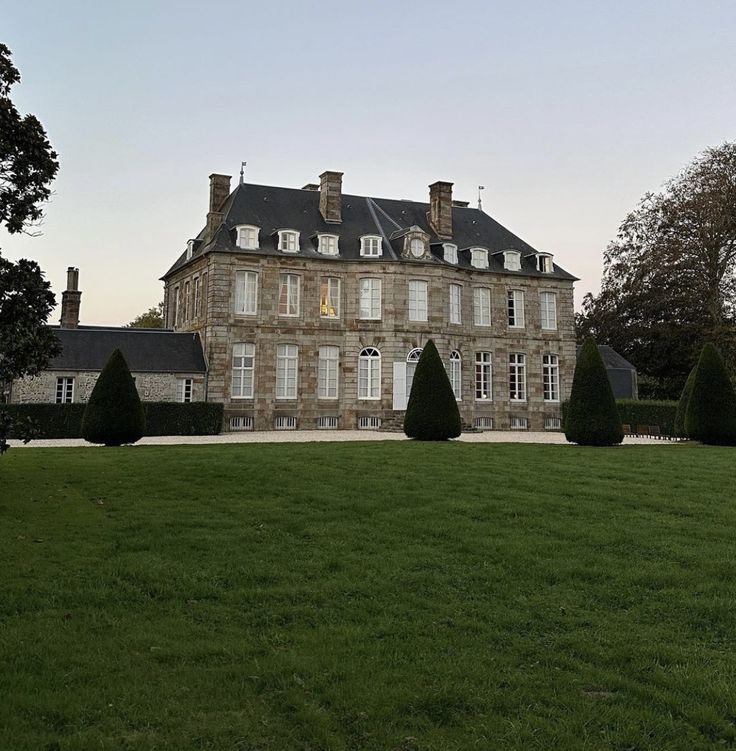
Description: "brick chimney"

(319, 171), (343, 224)
(206, 173), (231, 240)
(60, 267), (81, 329)
(429, 181), (453, 239)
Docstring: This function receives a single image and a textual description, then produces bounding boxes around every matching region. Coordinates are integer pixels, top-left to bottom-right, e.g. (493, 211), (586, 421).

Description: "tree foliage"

(127, 302), (164, 329)
(403, 340), (462, 441)
(576, 142), (736, 399)
(564, 337), (623, 446)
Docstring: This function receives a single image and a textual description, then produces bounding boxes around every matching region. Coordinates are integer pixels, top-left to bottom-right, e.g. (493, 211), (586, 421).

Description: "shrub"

(684, 343), (736, 445)
(81, 349), (145, 445)
(0, 403), (86, 438)
(616, 399), (678, 435)
(403, 339), (461, 441)
(564, 337), (623, 446)
(143, 402), (223, 436)
(673, 366), (696, 438)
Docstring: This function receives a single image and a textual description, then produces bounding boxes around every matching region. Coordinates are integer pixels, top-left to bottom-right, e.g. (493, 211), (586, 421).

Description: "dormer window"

(443, 243), (458, 264)
(360, 235), (382, 257)
(278, 230), (300, 253)
(409, 238), (425, 259)
(470, 248), (488, 269)
(503, 250), (521, 271)
(536, 253), (553, 273)
(186, 240), (194, 260)
(236, 225), (260, 250)
(318, 234), (339, 256)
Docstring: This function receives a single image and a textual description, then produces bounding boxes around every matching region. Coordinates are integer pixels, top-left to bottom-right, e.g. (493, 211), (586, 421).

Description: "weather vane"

(239, 161), (247, 185)
(477, 185), (485, 211)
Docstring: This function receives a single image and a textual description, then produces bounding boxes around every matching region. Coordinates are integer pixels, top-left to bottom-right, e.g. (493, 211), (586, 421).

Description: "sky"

(1, 0), (734, 326)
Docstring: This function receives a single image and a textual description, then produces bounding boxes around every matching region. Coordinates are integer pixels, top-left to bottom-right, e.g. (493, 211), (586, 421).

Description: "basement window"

(358, 416), (381, 430)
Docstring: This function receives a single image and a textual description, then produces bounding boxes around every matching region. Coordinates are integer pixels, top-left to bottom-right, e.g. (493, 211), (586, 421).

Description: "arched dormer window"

(536, 253), (553, 273)
(443, 243), (458, 264)
(470, 248), (488, 269)
(278, 229), (300, 253)
(360, 235), (382, 257)
(318, 233), (339, 256)
(186, 239), (195, 260)
(236, 225), (260, 250)
(503, 250), (521, 271)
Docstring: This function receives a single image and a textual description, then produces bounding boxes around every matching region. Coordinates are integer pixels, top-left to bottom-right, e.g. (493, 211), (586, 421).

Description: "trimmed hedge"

(1, 402), (223, 439)
(562, 399), (678, 436)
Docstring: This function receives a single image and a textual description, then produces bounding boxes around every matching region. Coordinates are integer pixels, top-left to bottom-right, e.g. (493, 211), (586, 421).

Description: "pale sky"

(2, 0), (734, 326)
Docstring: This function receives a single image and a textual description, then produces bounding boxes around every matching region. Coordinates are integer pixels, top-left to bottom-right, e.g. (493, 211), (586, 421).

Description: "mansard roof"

(162, 182), (578, 281)
(47, 327), (206, 373)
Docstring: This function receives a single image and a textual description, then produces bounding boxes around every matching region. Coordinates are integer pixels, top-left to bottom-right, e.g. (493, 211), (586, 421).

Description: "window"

(543, 354), (560, 402)
(183, 281), (191, 322)
(503, 250), (521, 271)
(317, 416), (338, 429)
(540, 292), (557, 330)
(358, 347), (381, 399)
(318, 345), (339, 399)
(507, 290), (525, 328)
(278, 230), (299, 252)
(449, 284), (462, 324)
(276, 344), (299, 399)
(475, 352), (492, 400)
(236, 225), (259, 250)
(409, 237), (425, 258)
(509, 353), (527, 401)
(471, 248), (488, 269)
(318, 234), (339, 255)
(510, 417), (528, 430)
(234, 270), (258, 315)
(201, 273), (208, 317)
(360, 235), (382, 257)
(172, 286), (180, 326)
(544, 416), (562, 430)
(55, 377), (74, 404)
(450, 351), (462, 400)
(358, 416), (382, 429)
(176, 378), (193, 403)
(474, 416), (494, 430)
(193, 277), (201, 318)
(186, 239), (194, 260)
(278, 274), (300, 317)
(230, 416), (254, 431)
(406, 348), (423, 399)
(408, 280), (428, 321)
(443, 243), (458, 264)
(320, 277), (341, 318)
(232, 343), (255, 398)
(359, 277), (381, 319)
(537, 253), (553, 273)
(473, 287), (491, 326)
(275, 416), (297, 430)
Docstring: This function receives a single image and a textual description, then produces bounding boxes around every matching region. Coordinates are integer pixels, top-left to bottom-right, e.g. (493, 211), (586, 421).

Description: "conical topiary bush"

(673, 364), (696, 438)
(403, 339), (462, 441)
(81, 348), (145, 446)
(684, 342), (736, 445)
(564, 337), (623, 446)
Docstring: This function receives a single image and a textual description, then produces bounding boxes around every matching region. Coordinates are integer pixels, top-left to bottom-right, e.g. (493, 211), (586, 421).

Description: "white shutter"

(393, 362), (407, 411)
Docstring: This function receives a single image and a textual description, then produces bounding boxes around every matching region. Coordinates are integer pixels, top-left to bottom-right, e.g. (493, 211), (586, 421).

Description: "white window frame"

(234, 270), (258, 315)
(183, 280), (191, 322)
(230, 416), (254, 431)
(358, 347), (381, 400)
(405, 348), (423, 400)
(449, 284), (462, 325)
(55, 376), (74, 404)
(408, 280), (428, 322)
(450, 350), (462, 401)
(360, 235), (383, 257)
(470, 248), (488, 269)
(409, 237), (425, 257)
(317, 416), (339, 429)
(276, 344), (299, 400)
(172, 285), (180, 327)
(508, 289), (525, 328)
(509, 353), (527, 402)
(543, 354), (560, 402)
(358, 416), (382, 430)
(537, 253), (553, 273)
(504, 250), (522, 271)
(443, 243), (458, 264)
(193, 276), (201, 318)
(278, 230), (300, 253)
(176, 377), (193, 403)
(320, 276), (341, 319)
(231, 343), (255, 399)
(473, 287), (491, 327)
(236, 225), (260, 250)
(318, 233), (339, 256)
(475, 352), (492, 401)
(318, 345), (340, 400)
(540, 291), (557, 330)
(359, 277), (382, 319)
(186, 239), (194, 260)
(278, 273), (300, 317)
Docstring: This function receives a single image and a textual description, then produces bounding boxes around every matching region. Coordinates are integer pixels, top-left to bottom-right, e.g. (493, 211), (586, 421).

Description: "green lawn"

(1, 442), (735, 750)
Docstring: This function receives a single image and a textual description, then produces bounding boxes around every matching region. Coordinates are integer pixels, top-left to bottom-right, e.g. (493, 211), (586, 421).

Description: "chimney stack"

(60, 267), (81, 329)
(206, 173), (231, 240)
(319, 171), (343, 224)
(429, 181), (453, 239)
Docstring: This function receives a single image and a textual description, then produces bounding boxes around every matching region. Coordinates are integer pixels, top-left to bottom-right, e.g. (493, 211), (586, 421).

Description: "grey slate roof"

(48, 327), (206, 373)
(596, 345), (636, 371)
(163, 182), (578, 281)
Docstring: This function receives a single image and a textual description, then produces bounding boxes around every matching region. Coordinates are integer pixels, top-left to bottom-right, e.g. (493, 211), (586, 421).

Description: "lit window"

(236, 225), (259, 250)
(504, 250), (521, 271)
(475, 352), (492, 401)
(318, 346), (339, 399)
(509, 353), (527, 401)
(508, 290), (525, 328)
(359, 278), (381, 319)
(449, 284), (462, 324)
(473, 287), (491, 326)
(177, 378), (193, 403)
(276, 344), (299, 399)
(55, 377), (74, 404)
(450, 351), (462, 401)
(406, 348), (423, 400)
(318, 234), (339, 255)
(232, 343), (255, 398)
(360, 235), (382, 257)
(470, 248), (488, 269)
(408, 280), (428, 321)
(358, 347), (381, 399)
(234, 270), (258, 315)
(320, 277), (341, 318)
(278, 230), (299, 252)
(443, 243), (458, 264)
(543, 354), (560, 402)
(541, 292), (557, 330)
(537, 254), (553, 273)
(278, 274), (300, 317)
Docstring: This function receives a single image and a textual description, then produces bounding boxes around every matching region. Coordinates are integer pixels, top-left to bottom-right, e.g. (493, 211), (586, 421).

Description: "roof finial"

(239, 161), (247, 185)
(477, 185), (485, 211)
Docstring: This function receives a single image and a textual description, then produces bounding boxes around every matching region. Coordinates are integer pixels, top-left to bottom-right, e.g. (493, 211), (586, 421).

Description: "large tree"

(127, 302), (164, 329)
(0, 44), (60, 453)
(577, 142), (736, 399)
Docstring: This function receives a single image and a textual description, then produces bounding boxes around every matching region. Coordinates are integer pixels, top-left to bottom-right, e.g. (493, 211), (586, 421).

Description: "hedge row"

(0, 402), (223, 439)
(562, 399), (678, 435)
